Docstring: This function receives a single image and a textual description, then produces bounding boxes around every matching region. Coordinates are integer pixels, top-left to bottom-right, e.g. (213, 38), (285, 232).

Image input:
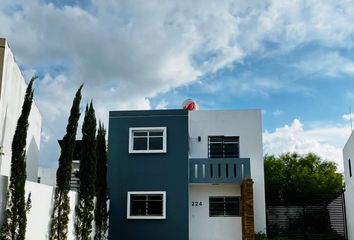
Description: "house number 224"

(191, 201), (202, 206)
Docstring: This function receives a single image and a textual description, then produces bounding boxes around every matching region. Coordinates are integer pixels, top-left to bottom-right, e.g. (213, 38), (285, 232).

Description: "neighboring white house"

(0, 38), (42, 182)
(0, 38), (78, 240)
(343, 131), (354, 240)
(37, 167), (57, 186)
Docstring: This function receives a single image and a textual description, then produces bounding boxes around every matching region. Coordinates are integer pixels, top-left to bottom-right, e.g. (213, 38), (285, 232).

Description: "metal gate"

(266, 192), (347, 240)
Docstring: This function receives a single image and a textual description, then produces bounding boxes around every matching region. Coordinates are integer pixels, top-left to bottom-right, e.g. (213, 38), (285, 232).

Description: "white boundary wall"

(0, 38), (42, 182)
(343, 131), (354, 240)
(0, 175), (78, 240)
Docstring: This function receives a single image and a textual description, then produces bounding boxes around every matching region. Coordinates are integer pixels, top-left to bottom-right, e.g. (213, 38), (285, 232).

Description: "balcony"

(189, 158), (251, 184)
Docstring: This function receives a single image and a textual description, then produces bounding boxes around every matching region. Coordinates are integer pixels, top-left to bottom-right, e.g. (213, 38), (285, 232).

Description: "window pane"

(149, 137), (163, 150)
(224, 143), (238, 155)
(226, 203), (237, 210)
(148, 195), (163, 201)
(209, 143), (223, 158)
(209, 136), (223, 158)
(210, 197), (224, 202)
(225, 206), (238, 216)
(225, 197), (238, 202)
(131, 195), (147, 201)
(209, 136), (223, 142)
(223, 136), (239, 143)
(133, 131), (148, 136)
(210, 202), (224, 216)
(209, 197), (224, 216)
(133, 138), (147, 150)
(131, 197), (147, 216)
(210, 202), (224, 210)
(149, 131), (163, 136)
(148, 201), (163, 215)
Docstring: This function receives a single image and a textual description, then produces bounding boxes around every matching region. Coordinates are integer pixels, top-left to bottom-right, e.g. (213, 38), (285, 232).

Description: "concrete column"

(241, 178), (255, 240)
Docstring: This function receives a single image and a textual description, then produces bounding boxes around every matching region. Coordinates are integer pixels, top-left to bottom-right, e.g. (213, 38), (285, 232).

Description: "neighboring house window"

(349, 159), (352, 178)
(129, 127), (167, 153)
(208, 136), (239, 158)
(209, 196), (241, 217)
(127, 191), (166, 219)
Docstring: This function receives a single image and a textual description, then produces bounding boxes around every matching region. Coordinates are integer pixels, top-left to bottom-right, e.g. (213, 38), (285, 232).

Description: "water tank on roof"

(182, 99), (198, 111)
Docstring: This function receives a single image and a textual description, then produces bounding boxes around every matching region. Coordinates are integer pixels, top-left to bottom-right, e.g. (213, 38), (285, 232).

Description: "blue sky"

(1, 0), (354, 171)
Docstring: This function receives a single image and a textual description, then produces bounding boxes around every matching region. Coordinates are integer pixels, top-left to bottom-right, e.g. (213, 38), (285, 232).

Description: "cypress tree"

(49, 84), (83, 240)
(0, 76), (36, 240)
(94, 122), (108, 240)
(75, 102), (97, 240)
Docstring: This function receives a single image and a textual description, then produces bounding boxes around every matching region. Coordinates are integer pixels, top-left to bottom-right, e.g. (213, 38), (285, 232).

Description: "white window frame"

(129, 127), (167, 153)
(127, 191), (166, 219)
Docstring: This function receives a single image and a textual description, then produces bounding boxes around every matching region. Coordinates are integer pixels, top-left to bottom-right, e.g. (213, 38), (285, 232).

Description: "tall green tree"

(264, 152), (344, 202)
(49, 84), (83, 240)
(0, 76), (36, 240)
(76, 102), (97, 240)
(94, 122), (108, 240)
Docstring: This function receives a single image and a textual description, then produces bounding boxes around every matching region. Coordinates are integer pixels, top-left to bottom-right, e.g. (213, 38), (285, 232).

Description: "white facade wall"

(189, 110), (267, 235)
(189, 184), (242, 240)
(0, 38), (42, 182)
(0, 175), (78, 240)
(343, 131), (354, 240)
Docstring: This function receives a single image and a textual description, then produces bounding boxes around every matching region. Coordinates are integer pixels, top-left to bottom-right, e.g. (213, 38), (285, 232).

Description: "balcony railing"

(189, 158), (251, 184)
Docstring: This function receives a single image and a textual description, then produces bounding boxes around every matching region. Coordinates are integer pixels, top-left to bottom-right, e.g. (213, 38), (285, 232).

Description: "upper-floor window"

(127, 191), (166, 219)
(129, 127), (167, 153)
(208, 136), (239, 158)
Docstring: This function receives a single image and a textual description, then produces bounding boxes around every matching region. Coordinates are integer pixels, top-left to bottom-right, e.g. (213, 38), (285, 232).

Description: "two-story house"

(107, 108), (266, 240)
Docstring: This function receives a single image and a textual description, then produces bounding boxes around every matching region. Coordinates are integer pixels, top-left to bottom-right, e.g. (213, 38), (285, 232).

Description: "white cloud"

(154, 100), (168, 110)
(40, 130), (50, 143)
(199, 72), (310, 99)
(345, 92), (354, 100)
(343, 113), (354, 121)
(1, 0), (354, 166)
(294, 52), (354, 77)
(263, 119), (351, 172)
(272, 109), (283, 116)
(1, 0), (354, 112)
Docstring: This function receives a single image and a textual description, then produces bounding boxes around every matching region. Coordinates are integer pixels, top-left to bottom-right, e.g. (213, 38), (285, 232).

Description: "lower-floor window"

(127, 191), (166, 219)
(209, 196), (241, 217)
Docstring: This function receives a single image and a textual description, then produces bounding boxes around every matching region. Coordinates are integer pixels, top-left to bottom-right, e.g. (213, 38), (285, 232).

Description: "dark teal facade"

(107, 109), (189, 240)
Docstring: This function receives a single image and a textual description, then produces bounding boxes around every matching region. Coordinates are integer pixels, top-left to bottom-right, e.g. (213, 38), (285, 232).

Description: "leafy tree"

(94, 122), (108, 240)
(50, 84), (83, 240)
(76, 102), (97, 240)
(264, 152), (344, 202)
(0, 76), (36, 240)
